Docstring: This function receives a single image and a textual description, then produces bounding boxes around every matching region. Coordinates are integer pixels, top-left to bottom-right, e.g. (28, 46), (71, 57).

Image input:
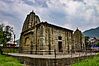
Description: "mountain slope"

(83, 27), (99, 38)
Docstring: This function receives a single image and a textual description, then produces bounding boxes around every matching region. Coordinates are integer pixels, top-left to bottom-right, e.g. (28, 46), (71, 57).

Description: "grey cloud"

(35, 0), (48, 7)
(22, 0), (34, 6)
(0, 0), (14, 3)
(73, 0), (84, 2)
(73, 0), (86, 4)
(0, 11), (17, 19)
(22, 0), (48, 8)
(0, 0), (99, 39)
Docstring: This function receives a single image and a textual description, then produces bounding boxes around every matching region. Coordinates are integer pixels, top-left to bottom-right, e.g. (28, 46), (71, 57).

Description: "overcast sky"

(0, 0), (99, 39)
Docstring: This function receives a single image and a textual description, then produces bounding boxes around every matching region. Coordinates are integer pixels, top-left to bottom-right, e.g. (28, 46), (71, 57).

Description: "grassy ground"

(0, 54), (23, 66)
(72, 55), (99, 66)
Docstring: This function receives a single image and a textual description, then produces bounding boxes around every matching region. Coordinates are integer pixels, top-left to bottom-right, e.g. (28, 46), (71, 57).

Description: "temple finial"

(32, 10), (34, 12)
(30, 10), (35, 14)
(76, 27), (79, 31)
(77, 27), (78, 29)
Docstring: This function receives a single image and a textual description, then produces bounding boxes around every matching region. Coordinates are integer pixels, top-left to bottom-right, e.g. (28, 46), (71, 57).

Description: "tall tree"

(0, 24), (12, 54)
(85, 36), (91, 50)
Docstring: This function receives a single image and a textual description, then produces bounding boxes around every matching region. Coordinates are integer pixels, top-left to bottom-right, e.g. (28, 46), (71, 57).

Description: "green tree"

(0, 24), (12, 54)
(85, 36), (91, 50)
(96, 42), (99, 47)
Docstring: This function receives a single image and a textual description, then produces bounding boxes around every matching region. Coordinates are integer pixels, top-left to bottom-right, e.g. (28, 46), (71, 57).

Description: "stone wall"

(43, 24), (73, 54)
(73, 29), (85, 51)
(12, 54), (95, 66)
(20, 11), (86, 55)
(20, 23), (73, 55)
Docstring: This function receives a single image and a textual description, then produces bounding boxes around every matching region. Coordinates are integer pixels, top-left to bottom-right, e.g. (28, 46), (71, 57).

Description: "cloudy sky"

(0, 0), (99, 39)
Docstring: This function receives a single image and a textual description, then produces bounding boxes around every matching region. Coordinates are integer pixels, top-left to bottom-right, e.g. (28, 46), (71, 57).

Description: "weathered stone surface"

(19, 11), (85, 55)
(73, 28), (85, 51)
(7, 53), (96, 66)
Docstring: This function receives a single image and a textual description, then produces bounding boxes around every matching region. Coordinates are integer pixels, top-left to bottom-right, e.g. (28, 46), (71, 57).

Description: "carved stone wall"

(19, 11), (85, 55)
(43, 24), (73, 54)
(73, 28), (85, 51)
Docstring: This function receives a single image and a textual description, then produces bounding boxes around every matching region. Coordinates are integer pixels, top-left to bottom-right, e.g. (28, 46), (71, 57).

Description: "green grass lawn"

(0, 54), (23, 66)
(72, 55), (99, 66)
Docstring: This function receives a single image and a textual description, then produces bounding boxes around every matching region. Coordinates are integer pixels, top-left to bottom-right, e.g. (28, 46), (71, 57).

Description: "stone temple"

(19, 11), (85, 55)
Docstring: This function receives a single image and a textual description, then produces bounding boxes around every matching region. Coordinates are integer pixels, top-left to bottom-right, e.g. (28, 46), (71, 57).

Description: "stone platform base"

(6, 53), (97, 66)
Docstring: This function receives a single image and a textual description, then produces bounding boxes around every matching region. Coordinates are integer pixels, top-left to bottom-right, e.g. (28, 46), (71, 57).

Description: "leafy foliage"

(0, 24), (13, 54)
(96, 42), (99, 47)
(0, 24), (12, 47)
(85, 36), (91, 49)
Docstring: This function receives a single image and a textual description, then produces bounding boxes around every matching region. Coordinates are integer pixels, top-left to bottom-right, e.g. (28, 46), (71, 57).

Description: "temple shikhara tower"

(19, 11), (85, 54)
(73, 28), (85, 51)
